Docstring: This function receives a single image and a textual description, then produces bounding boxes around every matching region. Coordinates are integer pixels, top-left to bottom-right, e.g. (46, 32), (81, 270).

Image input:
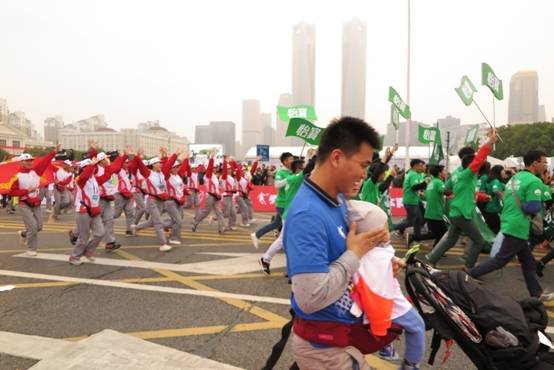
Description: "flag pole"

(404, 0), (412, 170)
(471, 99), (503, 143)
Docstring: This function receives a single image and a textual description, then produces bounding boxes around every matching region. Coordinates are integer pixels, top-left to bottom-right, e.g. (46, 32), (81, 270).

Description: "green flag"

(464, 125), (480, 145)
(455, 75), (477, 106)
(429, 138), (444, 165)
(285, 118), (323, 145)
(390, 104), (399, 130)
(277, 105), (317, 122)
(481, 63), (503, 100)
(388, 86), (411, 119)
(417, 124), (440, 144)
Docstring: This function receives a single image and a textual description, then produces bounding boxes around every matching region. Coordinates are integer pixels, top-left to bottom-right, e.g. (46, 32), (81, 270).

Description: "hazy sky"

(1, 0), (553, 141)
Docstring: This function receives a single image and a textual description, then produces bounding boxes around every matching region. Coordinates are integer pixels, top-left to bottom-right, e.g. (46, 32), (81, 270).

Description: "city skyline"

(1, 0), (553, 145)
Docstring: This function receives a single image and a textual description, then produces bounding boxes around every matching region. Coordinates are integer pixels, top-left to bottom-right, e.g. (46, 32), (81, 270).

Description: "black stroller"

(404, 246), (554, 370)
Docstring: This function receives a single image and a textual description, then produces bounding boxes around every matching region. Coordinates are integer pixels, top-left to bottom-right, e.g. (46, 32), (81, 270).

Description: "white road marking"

(0, 269), (290, 305)
(0, 329), (243, 369)
(14, 252), (286, 275)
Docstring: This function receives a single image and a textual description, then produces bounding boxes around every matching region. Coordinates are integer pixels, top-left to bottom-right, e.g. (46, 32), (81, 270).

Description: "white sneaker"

(250, 232), (259, 249)
(69, 257), (83, 265)
(249, 218), (256, 223)
(26, 250), (37, 257)
(241, 223), (251, 227)
(84, 254), (96, 262)
(228, 227), (237, 231)
(159, 244), (172, 252)
(130, 224), (138, 236)
(540, 292), (554, 302)
(168, 239), (181, 245)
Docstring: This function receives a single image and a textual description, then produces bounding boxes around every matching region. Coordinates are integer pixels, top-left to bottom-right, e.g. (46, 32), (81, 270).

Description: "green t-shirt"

(359, 178), (379, 205)
(282, 173), (305, 219)
(448, 166), (478, 220)
(484, 179), (505, 213)
(275, 168), (292, 208)
(424, 176), (445, 221)
(403, 170), (423, 206)
(500, 171), (543, 240)
(478, 175), (488, 192)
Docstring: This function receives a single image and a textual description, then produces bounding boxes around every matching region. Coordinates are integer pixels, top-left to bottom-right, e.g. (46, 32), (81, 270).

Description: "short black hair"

(458, 146), (475, 160)
(280, 152), (293, 164)
(462, 154), (475, 169)
(410, 159), (425, 168)
(523, 150), (547, 167)
(429, 164), (444, 177)
(479, 161), (491, 176)
(316, 116), (381, 164)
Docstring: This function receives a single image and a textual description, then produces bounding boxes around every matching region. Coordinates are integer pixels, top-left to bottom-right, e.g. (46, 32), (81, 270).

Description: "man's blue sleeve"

(284, 210), (329, 276)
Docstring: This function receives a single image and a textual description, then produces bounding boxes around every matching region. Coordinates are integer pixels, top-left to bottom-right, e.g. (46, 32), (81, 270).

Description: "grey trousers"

(138, 197), (167, 245)
(163, 200), (182, 241)
(133, 192), (146, 225)
(427, 215), (487, 268)
(114, 194), (135, 232)
(71, 213), (105, 258)
(20, 203), (43, 252)
(236, 196), (253, 225)
(53, 188), (72, 217)
(194, 194), (224, 232)
(291, 333), (371, 370)
(223, 196), (236, 228)
(184, 190), (200, 219)
(100, 198), (115, 244)
(40, 188), (52, 209)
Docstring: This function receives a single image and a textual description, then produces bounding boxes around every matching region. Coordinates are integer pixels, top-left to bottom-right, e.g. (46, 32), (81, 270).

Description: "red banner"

(0, 157), (59, 194)
(389, 187), (406, 217)
(193, 185), (277, 213)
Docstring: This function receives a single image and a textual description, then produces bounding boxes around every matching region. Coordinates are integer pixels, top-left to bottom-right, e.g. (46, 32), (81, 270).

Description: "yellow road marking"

(364, 354), (397, 370)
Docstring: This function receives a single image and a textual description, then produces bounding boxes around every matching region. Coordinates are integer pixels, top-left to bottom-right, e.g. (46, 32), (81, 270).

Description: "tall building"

(292, 21), (316, 108)
(44, 115), (64, 144)
(0, 98), (8, 124)
(274, 93), (293, 146)
(8, 111), (32, 137)
(194, 125), (212, 144)
(210, 121), (236, 156)
(241, 99), (261, 157)
(538, 105), (546, 122)
(341, 18), (366, 119)
(259, 113), (273, 145)
(508, 70), (539, 124)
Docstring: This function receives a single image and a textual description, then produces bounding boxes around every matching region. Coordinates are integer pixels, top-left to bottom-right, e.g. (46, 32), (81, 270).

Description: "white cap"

(348, 200), (388, 233)
(96, 152), (107, 161)
(63, 159), (72, 166)
(142, 160), (149, 166)
(18, 153), (34, 161)
(149, 157), (161, 166)
(172, 160), (181, 168)
(79, 159), (92, 168)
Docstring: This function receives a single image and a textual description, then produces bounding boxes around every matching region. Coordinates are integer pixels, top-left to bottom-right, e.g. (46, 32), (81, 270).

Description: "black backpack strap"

(261, 309), (295, 370)
(428, 329), (443, 366)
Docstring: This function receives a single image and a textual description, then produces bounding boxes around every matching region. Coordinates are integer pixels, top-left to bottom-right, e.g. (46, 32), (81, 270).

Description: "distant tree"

(493, 122), (554, 159)
(0, 149), (9, 162)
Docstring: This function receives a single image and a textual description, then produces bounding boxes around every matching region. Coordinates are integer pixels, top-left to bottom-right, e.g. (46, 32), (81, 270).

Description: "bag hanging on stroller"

(404, 247), (554, 370)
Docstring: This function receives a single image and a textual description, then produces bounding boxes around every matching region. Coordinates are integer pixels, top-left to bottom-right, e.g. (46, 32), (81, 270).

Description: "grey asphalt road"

(0, 209), (551, 370)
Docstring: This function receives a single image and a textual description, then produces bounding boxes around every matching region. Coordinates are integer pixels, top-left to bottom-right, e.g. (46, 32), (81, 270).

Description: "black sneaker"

(125, 230), (135, 237)
(258, 257), (271, 275)
(68, 230), (77, 245)
(105, 242), (121, 251)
